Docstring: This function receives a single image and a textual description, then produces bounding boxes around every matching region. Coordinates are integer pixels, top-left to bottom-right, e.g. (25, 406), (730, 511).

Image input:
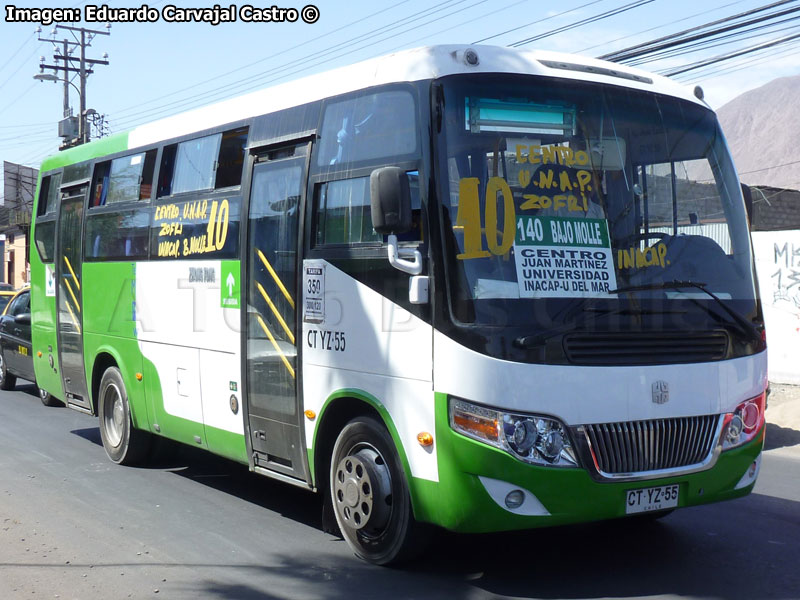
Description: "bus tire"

(98, 367), (150, 465)
(330, 416), (424, 565)
(38, 384), (62, 407)
(0, 349), (16, 391)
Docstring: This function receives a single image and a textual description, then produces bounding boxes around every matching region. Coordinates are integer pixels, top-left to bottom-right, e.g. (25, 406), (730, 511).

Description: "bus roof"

(45, 44), (705, 169)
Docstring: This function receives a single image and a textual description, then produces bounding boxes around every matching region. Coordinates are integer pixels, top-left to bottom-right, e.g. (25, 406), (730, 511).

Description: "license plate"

(625, 484), (679, 514)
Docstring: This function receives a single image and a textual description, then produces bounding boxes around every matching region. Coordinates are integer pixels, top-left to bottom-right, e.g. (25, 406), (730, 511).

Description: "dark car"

(0, 288), (60, 406)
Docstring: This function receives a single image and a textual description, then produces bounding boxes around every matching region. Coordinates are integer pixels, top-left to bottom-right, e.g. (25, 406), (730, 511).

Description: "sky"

(1, 0), (799, 172)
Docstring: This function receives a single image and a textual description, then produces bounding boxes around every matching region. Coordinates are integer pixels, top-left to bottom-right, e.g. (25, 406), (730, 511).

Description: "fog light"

(505, 489), (525, 509)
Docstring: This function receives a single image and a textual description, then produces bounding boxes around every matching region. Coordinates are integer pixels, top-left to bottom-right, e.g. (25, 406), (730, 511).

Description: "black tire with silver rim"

(0, 348), (16, 391)
(98, 366), (150, 465)
(330, 416), (424, 565)
(37, 384), (62, 407)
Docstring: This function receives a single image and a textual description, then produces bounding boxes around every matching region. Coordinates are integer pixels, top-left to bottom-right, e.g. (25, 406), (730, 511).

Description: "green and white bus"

(30, 45), (767, 565)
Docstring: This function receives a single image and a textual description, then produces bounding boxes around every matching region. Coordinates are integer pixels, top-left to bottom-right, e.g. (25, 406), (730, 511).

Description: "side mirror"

(14, 313), (31, 325)
(370, 166), (412, 235)
(369, 167), (426, 302)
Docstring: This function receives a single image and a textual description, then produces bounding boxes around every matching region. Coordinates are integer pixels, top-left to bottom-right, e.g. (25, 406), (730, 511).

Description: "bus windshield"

(438, 75), (758, 348)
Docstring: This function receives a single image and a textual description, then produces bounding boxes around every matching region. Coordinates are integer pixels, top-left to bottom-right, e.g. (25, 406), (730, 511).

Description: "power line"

(681, 42), (800, 83)
(471, 0), (605, 44)
(599, 0), (800, 61)
(660, 30), (800, 76)
(0, 31), (35, 75)
(737, 159), (800, 176)
(111, 0), (489, 130)
(109, 0), (456, 123)
(577, 0), (749, 54)
(511, 0), (657, 47)
(106, 0), (416, 121)
(625, 13), (800, 66)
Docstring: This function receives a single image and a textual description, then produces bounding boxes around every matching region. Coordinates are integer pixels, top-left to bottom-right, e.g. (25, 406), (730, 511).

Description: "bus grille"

(583, 415), (720, 475)
(563, 331), (729, 365)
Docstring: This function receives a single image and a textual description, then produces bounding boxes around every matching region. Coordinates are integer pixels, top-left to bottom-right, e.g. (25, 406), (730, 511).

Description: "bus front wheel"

(330, 416), (423, 565)
(98, 367), (150, 465)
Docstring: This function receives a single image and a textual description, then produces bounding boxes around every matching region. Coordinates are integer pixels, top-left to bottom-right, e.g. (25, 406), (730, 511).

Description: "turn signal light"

(417, 432), (434, 446)
(304, 409), (316, 420)
(722, 391), (766, 450)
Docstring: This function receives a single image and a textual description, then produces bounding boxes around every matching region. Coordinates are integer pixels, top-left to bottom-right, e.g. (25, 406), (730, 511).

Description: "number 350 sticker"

(303, 262), (325, 324)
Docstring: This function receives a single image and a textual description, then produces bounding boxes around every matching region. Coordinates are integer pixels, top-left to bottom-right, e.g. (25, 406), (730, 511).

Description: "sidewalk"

(766, 383), (800, 451)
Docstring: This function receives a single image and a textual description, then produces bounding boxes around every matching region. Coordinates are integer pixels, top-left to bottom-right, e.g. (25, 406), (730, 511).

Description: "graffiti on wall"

(771, 242), (800, 318)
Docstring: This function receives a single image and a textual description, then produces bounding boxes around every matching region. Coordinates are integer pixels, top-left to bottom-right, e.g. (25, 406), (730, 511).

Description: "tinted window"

(314, 173), (422, 246)
(91, 150), (157, 207)
(158, 127), (248, 197)
(34, 221), (56, 262)
(37, 173), (61, 216)
(62, 162), (91, 184)
(7, 291), (29, 316)
(315, 177), (377, 245)
(85, 208), (150, 260)
(317, 90), (417, 167)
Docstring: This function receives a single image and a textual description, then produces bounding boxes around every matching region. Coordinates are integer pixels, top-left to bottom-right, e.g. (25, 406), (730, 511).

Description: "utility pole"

(34, 24), (110, 149)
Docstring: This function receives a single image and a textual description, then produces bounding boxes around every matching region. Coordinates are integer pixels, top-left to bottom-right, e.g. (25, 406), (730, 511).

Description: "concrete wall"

(752, 231), (800, 385)
(2, 232), (28, 289)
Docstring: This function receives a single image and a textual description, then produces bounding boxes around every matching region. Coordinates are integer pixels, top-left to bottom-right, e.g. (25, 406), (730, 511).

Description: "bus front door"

(56, 186), (91, 411)
(244, 144), (309, 483)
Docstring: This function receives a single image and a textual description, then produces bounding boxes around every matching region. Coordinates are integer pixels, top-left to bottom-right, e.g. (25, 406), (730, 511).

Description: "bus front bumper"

(409, 400), (764, 533)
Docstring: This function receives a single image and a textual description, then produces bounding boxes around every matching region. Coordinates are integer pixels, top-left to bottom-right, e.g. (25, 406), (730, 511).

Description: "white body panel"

(136, 260), (244, 435)
(434, 330), (768, 425)
(127, 45), (703, 150)
(301, 261), (436, 481)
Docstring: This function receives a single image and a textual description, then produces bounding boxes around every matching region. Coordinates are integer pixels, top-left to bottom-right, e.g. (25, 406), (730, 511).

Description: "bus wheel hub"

(334, 447), (391, 531)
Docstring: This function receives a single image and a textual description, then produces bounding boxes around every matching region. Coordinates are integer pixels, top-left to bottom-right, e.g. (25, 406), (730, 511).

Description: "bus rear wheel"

(38, 385), (62, 407)
(330, 416), (423, 565)
(98, 367), (150, 465)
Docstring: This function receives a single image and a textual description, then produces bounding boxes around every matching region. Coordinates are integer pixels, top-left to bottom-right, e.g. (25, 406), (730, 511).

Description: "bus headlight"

(449, 398), (577, 467)
(722, 392), (766, 451)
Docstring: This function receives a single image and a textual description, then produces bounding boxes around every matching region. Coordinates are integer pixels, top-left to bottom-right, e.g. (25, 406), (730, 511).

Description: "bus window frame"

(155, 125), (250, 200)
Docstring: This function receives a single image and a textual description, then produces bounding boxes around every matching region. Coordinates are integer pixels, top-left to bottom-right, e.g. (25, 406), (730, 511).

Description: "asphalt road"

(1, 382), (799, 600)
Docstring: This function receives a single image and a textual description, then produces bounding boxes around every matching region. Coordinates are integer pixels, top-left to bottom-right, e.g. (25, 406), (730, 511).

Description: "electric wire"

(108, 0), (459, 122)
(625, 12), (800, 66)
(510, 0), (657, 47)
(599, 0), (800, 61)
(105, 0), (416, 120)
(471, 0), (606, 44)
(577, 0), (749, 54)
(660, 31), (800, 75)
(678, 39), (800, 81)
(111, 0), (491, 129)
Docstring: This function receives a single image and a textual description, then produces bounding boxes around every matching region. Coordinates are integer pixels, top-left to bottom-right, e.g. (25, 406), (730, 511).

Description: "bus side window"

(157, 127), (248, 197)
(313, 172), (422, 246)
(36, 173), (60, 217)
(317, 90), (417, 168)
(34, 173), (62, 262)
(314, 177), (380, 245)
(91, 150), (157, 207)
(85, 208), (150, 260)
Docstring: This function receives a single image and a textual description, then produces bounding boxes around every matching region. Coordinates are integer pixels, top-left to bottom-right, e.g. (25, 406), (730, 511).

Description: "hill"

(715, 75), (800, 190)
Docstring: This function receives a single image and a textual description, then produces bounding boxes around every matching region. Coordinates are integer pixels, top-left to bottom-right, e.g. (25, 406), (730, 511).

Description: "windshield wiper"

(609, 279), (761, 343)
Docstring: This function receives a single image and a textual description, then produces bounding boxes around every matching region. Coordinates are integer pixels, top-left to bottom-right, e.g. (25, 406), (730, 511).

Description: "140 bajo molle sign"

(514, 216), (617, 298)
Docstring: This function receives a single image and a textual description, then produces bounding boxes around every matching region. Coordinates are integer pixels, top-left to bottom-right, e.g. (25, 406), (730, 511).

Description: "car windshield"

(438, 75), (756, 333)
